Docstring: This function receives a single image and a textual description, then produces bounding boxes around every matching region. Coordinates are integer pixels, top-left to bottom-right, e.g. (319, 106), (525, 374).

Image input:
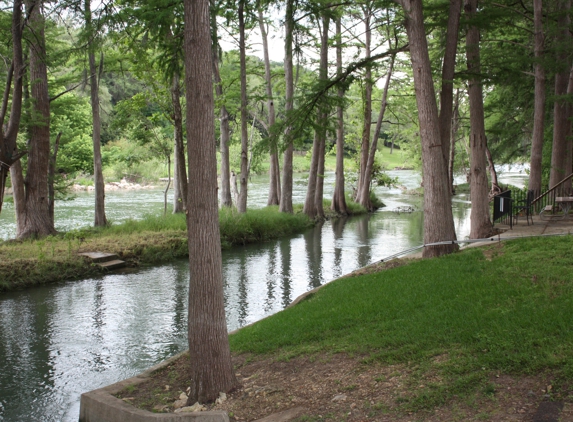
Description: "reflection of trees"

(279, 238), (293, 308)
(304, 221), (324, 289)
(92, 280), (105, 341)
(237, 251), (249, 328)
(331, 216), (348, 279)
(172, 262), (188, 342)
(356, 214), (372, 268)
(264, 244), (278, 312)
(0, 288), (57, 419)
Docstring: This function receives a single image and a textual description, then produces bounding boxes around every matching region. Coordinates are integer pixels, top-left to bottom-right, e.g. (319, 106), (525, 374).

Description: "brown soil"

(116, 351), (573, 422)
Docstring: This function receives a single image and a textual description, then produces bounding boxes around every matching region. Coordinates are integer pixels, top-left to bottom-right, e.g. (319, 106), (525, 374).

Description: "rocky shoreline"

(72, 178), (158, 191)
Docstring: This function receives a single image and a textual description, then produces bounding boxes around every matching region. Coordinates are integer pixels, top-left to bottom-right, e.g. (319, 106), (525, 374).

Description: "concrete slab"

(97, 259), (126, 270)
(78, 252), (120, 263)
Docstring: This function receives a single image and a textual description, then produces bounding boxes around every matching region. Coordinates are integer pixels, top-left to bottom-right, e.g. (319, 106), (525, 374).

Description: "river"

(0, 168), (527, 421)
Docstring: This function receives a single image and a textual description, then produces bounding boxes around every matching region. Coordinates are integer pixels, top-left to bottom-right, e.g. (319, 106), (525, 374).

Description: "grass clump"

(229, 236), (573, 409)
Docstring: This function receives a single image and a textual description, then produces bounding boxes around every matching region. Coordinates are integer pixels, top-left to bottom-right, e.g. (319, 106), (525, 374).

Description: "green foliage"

(219, 206), (312, 247)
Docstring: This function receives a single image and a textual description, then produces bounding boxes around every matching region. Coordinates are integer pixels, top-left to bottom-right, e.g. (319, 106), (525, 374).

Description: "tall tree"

(279, 0), (295, 213)
(258, 7), (281, 206)
(171, 71), (187, 213)
(211, 0), (232, 208)
(303, 9), (330, 219)
(396, 0), (458, 257)
(437, 0), (462, 194)
(331, 15), (348, 215)
(357, 52), (395, 211)
(527, 0), (545, 193)
(237, 0), (250, 213)
(549, 0), (571, 188)
(84, 0), (107, 227)
(355, 3), (373, 201)
(465, 0), (492, 238)
(0, 0), (25, 214)
(182, 0), (237, 403)
(11, 0), (56, 239)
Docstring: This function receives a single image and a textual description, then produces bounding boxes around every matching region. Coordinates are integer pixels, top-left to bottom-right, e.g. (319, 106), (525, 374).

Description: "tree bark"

(449, 90), (460, 193)
(48, 132), (61, 225)
(527, 0), (545, 193)
(303, 13), (329, 219)
(0, 0), (24, 215)
(356, 5), (373, 199)
(172, 71), (187, 213)
(279, 0), (294, 213)
(549, 0), (571, 188)
(397, 0), (458, 257)
(85, 0), (107, 227)
(182, 0), (237, 403)
(438, 0), (462, 191)
(15, 0), (56, 239)
(465, 0), (493, 239)
(211, 5), (232, 208)
(331, 16), (348, 215)
(258, 9), (281, 206)
(237, 0), (249, 213)
(358, 54), (395, 211)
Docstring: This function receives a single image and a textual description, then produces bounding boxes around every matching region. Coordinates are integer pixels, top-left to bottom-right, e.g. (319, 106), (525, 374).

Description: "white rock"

(174, 402), (205, 413)
(215, 392), (227, 404)
(332, 394), (347, 402)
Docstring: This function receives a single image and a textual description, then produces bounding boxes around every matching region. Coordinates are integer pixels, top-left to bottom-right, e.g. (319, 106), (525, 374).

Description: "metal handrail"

(531, 173), (573, 207)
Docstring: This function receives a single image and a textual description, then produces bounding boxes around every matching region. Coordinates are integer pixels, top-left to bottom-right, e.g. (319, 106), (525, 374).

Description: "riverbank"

(0, 203), (367, 292)
(115, 234), (573, 421)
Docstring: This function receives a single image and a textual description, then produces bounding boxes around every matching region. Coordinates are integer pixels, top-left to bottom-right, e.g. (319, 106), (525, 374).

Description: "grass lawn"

(120, 235), (573, 421)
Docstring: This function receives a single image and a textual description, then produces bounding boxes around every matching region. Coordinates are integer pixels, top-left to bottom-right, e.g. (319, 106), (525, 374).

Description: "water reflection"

(0, 170), (525, 422)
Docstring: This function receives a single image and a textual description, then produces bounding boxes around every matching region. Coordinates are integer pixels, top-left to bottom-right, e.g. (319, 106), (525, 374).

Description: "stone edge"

(78, 350), (229, 422)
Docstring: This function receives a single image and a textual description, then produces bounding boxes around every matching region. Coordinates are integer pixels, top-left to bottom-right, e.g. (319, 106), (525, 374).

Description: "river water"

(0, 169), (527, 422)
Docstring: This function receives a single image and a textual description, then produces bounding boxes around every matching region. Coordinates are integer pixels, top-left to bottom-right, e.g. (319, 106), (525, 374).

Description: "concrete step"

(97, 259), (126, 270)
(78, 252), (120, 263)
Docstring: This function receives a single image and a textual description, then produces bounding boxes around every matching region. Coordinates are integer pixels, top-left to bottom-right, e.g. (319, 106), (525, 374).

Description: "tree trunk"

(449, 90), (460, 193)
(549, 0), (571, 188)
(0, 0), (24, 215)
(211, 6), (232, 208)
(528, 0), (545, 193)
(279, 0), (294, 213)
(237, 0), (249, 213)
(48, 132), (61, 225)
(356, 6), (372, 199)
(258, 9), (281, 206)
(304, 13), (329, 219)
(85, 0), (107, 227)
(358, 54), (395, 211)
(438, 0), (462, 189)
(485, 146), (500, 194)
(164, 156), (171, 216)
(10, 160), (25, 235)
(465, 0), (492, 239)
(16, 0), (56, 239)
(173, 141), (182, 212)
(182, 0), (237, 403)
(331, 16), (348, 215)
(172, 71), (187, 213)
(565, 65), (573, 190)
(398, 0), (458, 258)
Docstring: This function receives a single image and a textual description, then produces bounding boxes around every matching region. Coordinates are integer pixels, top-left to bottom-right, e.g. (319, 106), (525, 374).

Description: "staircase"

(78, 252), (126, 270)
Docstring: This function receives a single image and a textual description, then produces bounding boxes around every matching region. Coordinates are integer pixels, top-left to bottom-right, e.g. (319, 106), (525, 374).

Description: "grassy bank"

(0, 206), (320, 292)
(229, 236), (573, 409)
(119, 235), (573, 420)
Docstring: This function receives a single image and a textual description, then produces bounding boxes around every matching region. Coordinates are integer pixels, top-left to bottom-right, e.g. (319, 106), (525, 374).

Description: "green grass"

(229, 236), (573, 408)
